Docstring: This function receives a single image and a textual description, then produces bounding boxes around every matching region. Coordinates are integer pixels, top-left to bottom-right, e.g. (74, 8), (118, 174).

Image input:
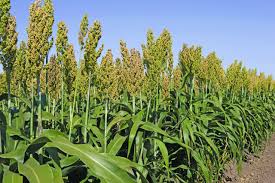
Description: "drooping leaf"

(18, 157), (55, 183)
(43, 130), (136, 183)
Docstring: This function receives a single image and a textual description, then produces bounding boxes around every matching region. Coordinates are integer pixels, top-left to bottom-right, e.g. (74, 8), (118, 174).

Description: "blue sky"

(2, 0), (275, 76)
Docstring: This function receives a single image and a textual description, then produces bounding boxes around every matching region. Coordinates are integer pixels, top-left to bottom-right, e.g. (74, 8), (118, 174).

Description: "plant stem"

(52, 98), (55, 129)
(190, 75), (195, 112)
(30, 82), (34, 139)
(69, 103), (73, 142)
(61, 71), (64, 127)
(93, 87), (96, 105)
(104, 99), (108, 153)
(132, 96), (135, 114)
(139, 91), (143, 109)
(146, 99), (151, 122)
(84, 72), (91, 143)
(6, 71), (11, 127)
(37, 73), (42, 137)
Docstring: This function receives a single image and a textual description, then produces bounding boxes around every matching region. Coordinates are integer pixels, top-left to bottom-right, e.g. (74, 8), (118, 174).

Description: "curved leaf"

(43, 130), (136, 183)
(18, 157), (54, 183)
(3, 170), (23, 183)
(107, 134), (127, 155)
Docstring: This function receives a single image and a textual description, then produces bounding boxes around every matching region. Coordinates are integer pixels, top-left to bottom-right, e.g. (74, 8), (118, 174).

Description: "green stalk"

(69, 103), (73, 142)
(189, 75), (195, 112)
(61, 71), (64, 127)
(76, 95), (79, 113)
(139, 91), (143, 109)
(93, 87), (96, 105)
(30, 82), (34, 139)
(52, 98), (55, 129)
(104, 99), (108, 152)
(69, 78), (79, 142)
(205, 80), (208, 98)
(37, 74), (42, 137)
(146, 99), (151, 122)
(45, 53), (49, 101)
(72, 76), (78, 114)
(153, 90), (159, 162)
(84, 72), (91, 143)
(6, 71), (11, 127)
(7, 97), (11, 126)
(132, 96), (135, 114)
(47, 94), (50, 112)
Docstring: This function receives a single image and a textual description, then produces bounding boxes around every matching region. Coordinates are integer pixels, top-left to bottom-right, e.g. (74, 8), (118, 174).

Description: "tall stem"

(84, 72), (91, 143)
(139, 91), (143, 109)
(61, 69), (64, 127)
(52, 98), (55, 129)
(104, 99), (108, 152)
(146, 99), (151, 122)
(6, 71), (11, 127)
(30, 82), (34, 139)
(132, 96), (135, 114)
(190, 75), (195, 112)
(93, 87), (96, 105)
(37, 73), (42, 137)
(69, 103), (73, 141)
(45, 53), (49, 98)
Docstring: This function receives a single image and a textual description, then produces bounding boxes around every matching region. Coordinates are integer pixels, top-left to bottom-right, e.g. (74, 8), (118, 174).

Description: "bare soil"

(223, 135), (275, 183)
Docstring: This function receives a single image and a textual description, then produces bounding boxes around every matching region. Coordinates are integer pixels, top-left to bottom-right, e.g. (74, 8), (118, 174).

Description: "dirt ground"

(223, 135), (275, 183)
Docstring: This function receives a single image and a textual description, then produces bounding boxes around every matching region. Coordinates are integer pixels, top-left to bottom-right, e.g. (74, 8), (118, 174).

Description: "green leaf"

(60, 156), (79, 168)
(101, 153), (142, 171)
(191, 151), (211, 182)
(42, 111), (58, 121)
(155, 139), (169, 172)
(0, 146), (27, 163)
(128, 120), (144, 157)
(18, 157), (54, 183)
(3, 170), (23, 183)
(6, 126), (30, 142)
(141, 123), (169, 137)
(107, 134), (127, 155)
(106, 115), (131, 135)
(43, 131), (136, 183)
(50, 161), (64, 183)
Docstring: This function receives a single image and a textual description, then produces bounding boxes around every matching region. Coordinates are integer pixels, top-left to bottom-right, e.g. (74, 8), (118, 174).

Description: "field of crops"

(0, 0), (275, 183)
